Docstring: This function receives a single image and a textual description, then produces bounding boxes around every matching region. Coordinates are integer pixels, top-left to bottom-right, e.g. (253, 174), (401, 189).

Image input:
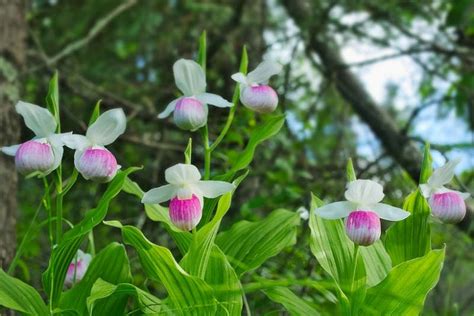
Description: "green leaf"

(87, 279), (161, 315)
(362, 248), (445, 315)
(106, 221), (218, 315)
(42, 168), (139, 307)
(263, 287), (321, 316)
(308, 194), (366, 313)
(184, 138), (192, 164)
(384, 189), (431, 265)
(198, 30), (207, 70)
(45, 71), (60, 131)
(360, 241), (391, 287)
(216, 209), (300, 276)
(59, 243), (131, 315)
(419, 143), (432, 184)
(0, 269), (49, 315)
(88, 100), (101, 126)
(346, 158), (356, 182)
(122, 177), (192, 253)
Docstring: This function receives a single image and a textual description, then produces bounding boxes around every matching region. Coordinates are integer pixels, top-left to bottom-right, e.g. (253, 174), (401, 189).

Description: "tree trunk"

(0, 0), (26, 270)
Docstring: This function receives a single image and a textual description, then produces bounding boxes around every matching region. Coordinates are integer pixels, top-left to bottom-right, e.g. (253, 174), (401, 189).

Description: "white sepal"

(194, 180), (235, 198)
(158, 98), (180, 119)
(62, 134), (91, 151)
(173, 59), (206, 96)
(86, 108), (126, 146)
(195, 93), (233, 108)
(427, 159), (460, 188)
(142, 184), (177, 204)
(231, 72), (248, 85)
(47, 132), (73, 148)
(16, 101), (57, 137)
(1, 144), (21, 156)
(344, 179), (384, 205)
(165, 163), (201, 185)
(315, 201), (354, 219)
(48, 145), (64, 174)
(247, 60), (282, 84)
(371, 203), (410, 221)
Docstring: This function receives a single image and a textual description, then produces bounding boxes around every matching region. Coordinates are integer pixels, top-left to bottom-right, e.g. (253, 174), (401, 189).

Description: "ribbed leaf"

(59, 243), (131, 315)
(263, 287), (321, 316)
(360, 241), (391, 287)
(0, 269), (49, 315)
(384, 189), (431, 265)
(216, 209), (300, 276)
(419, 143), (432, 184)
(88, 100), (101, 126)
(87, 279), (161, 314)
(45, 71), (60, 129)
(106, 221), (218, 315)
(42, 168), (139, 307)
(362, 248), (445, 315)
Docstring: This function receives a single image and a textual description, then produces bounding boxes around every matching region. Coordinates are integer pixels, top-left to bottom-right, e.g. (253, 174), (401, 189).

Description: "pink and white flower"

(315, 179), (410, 246)
(158, 59), (233, 131)
(64, 249), (92, 286)
(420, 159), (470, 223)
(62, 109), (126, 182)
(142, 163), (235, 231)
(1, 101), (70, 176)
(231, 60), (282, 113)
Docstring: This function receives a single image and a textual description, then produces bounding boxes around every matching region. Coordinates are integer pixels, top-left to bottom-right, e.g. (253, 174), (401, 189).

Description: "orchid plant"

(0, 32), (467, 316)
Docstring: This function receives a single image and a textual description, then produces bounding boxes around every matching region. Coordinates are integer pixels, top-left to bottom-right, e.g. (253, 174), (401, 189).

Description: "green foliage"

(45, 71), (60, 131)
(0, 269), (49, 315)
(263, 287), (321, 316)
(88, 100), (101, 126)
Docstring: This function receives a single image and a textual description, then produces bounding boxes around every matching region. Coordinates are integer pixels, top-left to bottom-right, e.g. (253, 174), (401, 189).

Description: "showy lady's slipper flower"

(316, 180), (410, 246)
(64, 249), (92, 286)
(1, 101), (70, 176)
(62, 109), (126, 183)
(420, 159), (470, 223)
(158, 59), (233, 131)
(142, 163), (235, 231)
(231, 60), (282, 113)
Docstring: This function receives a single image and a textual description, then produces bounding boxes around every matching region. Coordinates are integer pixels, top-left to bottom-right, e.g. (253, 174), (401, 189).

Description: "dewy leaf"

(0, 269), (49, 315)
(59, 243), (131, 315)
(263, 287), (321, 316)
(362, 248), (445, 315)
(107, 221), (218, 315)
(216, 209), (300, 276)
(42, 167), (139, 308)
(87, 279), (162, 315)
(384, 189), (431, 265)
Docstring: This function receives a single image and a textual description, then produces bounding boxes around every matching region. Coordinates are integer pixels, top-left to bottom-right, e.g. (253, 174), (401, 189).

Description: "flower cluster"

(1, 102), (126, 183)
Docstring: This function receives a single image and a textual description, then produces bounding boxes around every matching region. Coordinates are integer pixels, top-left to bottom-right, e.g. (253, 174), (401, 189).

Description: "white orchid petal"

(419, 184), (432, 198)
(195, 93), (233, 108)
(435, 187), (470, 200)
(371, 203), (410, 221)
(345, 179), (384, 204)
(247, 60), (282, 84)
(427, 159), (460, 188)
(86, 108), (126, 146)
(62, 134), (91, 151)
(176, 186), (194, 200)
(47, 132), (73, 147)
(1, 144), (21, 156)
(173, 59), (206, 96)
(142, 184), (177, 204)
(231, 72), (248, 85)
(315, 201), (354, 219)
(15, 101), (57, 137)
(158, 98), (180, 119)
(44, 144), (63, 175)
(194, 180), (235, 198)
(165, 163), (201, 185)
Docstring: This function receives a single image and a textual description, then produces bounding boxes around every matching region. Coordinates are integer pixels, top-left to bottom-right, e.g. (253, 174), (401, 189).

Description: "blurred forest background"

(1, 0), (473, 314)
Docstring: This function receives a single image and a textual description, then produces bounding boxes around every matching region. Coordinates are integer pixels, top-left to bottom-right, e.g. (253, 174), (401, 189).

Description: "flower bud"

(15, 140), (55, 175)
(429, 192), (466, 224)
(76, 147), (119, 183)
(169, 194), (202, 231)
(240, 85), (278, 114)
(345, 210), (381, 246)
(64, 250), (91, 286)
(173, 97), (207, 131)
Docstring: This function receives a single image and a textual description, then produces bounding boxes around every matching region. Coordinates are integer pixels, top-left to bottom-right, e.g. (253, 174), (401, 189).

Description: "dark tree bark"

(0, 0), (26, 270)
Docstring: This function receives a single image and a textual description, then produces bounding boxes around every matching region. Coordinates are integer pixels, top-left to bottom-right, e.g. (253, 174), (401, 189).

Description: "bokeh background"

(4, 0), (474, 314)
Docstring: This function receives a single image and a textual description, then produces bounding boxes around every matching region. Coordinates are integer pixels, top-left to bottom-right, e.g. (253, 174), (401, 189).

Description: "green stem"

(42, 177), (54, 250)
(88, 230), (96, 256)
(209, 104), (236, 152)
(351, 244), (360, 292)
(201, 125), (211, 180)
(55, 167), (63, 244)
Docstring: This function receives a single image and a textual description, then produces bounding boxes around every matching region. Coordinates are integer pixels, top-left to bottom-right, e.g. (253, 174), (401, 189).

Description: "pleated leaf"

(263, 287), (321, 316)
(0, 269), (48, 315)
(360, 240), (392, 287)
(216, 209), (300, 276)
(362, 248), (445, 315)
